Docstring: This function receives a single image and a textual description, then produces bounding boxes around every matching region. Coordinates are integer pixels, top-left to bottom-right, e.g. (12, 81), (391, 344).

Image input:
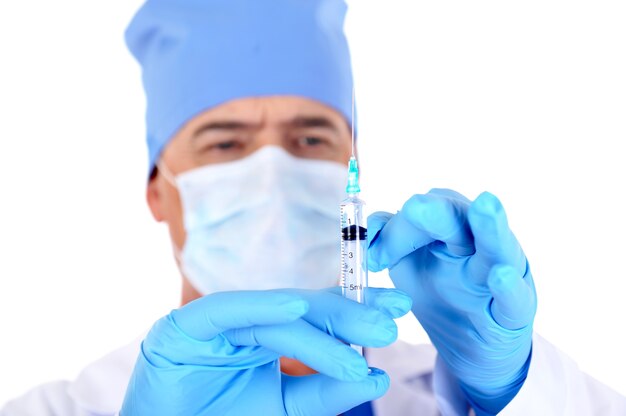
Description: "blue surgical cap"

(124, 0), (354, 175)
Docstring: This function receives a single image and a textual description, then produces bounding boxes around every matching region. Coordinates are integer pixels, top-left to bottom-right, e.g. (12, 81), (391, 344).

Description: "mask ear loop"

(155, 160), (186, 269)
(156, 160), (177, 187)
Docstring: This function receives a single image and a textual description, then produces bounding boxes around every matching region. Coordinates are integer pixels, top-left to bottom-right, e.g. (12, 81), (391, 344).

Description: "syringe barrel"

(340, 195), (368, 304)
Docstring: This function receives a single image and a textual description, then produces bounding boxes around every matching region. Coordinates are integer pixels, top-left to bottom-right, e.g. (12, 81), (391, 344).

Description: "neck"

(181, 277), (202, 306)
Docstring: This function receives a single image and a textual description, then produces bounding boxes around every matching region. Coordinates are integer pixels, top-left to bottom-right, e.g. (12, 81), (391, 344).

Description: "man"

(2, 0), (625, 415)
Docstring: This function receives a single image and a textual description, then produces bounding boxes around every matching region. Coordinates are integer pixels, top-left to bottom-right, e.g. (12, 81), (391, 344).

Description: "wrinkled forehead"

(179, 96), (352, 133)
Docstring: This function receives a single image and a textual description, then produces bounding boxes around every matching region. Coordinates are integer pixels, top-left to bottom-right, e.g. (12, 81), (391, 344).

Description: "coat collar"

(67, 332), (145, 414)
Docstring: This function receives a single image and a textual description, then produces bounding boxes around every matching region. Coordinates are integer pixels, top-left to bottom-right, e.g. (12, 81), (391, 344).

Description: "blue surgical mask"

(160, 146), (347, 295)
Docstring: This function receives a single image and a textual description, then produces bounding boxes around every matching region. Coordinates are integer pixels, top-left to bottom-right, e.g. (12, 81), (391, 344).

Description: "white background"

(1, 0), (625, 406)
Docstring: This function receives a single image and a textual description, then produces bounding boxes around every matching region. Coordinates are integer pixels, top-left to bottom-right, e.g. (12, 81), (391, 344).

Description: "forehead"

(181, 95), (350, 132)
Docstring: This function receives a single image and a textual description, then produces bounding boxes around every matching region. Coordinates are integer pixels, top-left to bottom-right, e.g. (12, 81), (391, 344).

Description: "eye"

(288, 131), (340, 161)
(191, 135), (250, 165)
(214, 140), (238, 150)
(297, 136), (325, 147)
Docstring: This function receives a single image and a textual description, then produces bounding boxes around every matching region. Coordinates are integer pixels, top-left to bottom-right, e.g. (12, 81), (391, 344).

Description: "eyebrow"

(287, 116), (341, 133)
(192, 121), (253, 138)
(191, 114), (344, 139)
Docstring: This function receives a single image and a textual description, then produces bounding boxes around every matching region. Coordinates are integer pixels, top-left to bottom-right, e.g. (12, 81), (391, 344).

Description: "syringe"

(340, 89), (368, 355)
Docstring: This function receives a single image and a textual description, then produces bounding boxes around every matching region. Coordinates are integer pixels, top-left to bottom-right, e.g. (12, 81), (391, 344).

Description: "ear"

(146, 176), (165, 222)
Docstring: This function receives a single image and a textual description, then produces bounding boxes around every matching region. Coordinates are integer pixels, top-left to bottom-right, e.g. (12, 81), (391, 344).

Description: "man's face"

(147, 95), (353, 262)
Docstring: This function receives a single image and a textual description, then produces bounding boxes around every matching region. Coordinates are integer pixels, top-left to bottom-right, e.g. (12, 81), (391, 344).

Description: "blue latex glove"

(121, 287), (411, 415)
(368, 189), (537, 415)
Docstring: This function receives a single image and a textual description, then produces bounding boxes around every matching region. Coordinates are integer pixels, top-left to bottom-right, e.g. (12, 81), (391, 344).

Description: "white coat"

(2, 332), (625, 415)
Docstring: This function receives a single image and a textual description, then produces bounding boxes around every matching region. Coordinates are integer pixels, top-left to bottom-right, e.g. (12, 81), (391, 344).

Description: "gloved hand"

(121, 287), (411, 415)
(368, 189), (537, 415)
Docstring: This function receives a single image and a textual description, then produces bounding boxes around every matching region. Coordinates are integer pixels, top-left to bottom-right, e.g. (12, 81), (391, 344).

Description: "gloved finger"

(411, 189), (474, 254)
(368, 191), (474, 271)
(427, 187), (472, 204)
(488, 264), (537, 330)
(293, 289), (406, 346)
(171, 291), (309, 341)
(282, 368), (390, 416)
(367, 209), (431, 272)
(324, 286), (413, 319)
(362, 287), (413, 319)
(467, 192), (526, 276)
(367, 211), (394, 250)
(224, 319), (369, 381)
(367, 211), (396, 272)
